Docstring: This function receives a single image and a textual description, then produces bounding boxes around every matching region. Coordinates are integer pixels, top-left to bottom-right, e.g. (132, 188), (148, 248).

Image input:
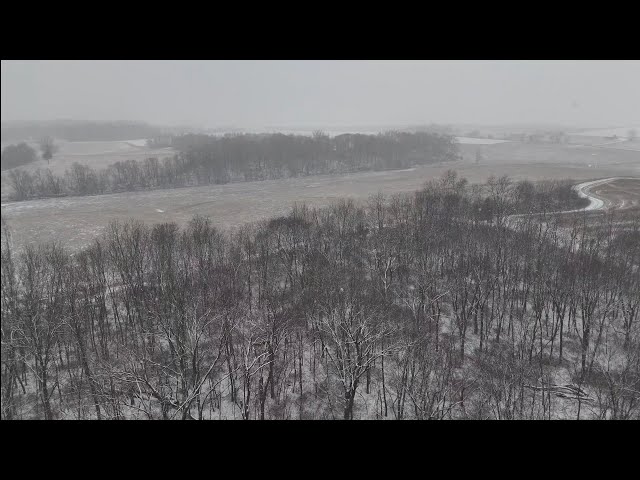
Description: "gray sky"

(1, 60), (639, 129)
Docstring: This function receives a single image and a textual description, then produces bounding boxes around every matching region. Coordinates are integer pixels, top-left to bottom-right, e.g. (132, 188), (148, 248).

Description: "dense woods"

(2, 171), (637, 420)
(170, 131), (459, 179)
(6, 131), (459, 201)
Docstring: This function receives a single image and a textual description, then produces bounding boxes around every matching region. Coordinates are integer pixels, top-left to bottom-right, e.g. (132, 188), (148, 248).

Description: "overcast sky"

(1, 60), (639, 129)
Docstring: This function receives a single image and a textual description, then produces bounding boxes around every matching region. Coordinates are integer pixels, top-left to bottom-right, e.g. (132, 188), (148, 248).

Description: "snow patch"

(126, 139), (149, 148)
(455, 137), (511, 145)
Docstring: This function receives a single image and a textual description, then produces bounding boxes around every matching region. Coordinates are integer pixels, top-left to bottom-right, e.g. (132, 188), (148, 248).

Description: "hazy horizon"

(2, 60), (639, 130)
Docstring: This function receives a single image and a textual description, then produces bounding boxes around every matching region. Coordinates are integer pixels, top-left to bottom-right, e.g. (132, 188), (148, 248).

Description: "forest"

(6, 131), (459, 201)
(2, 171), (637, 420)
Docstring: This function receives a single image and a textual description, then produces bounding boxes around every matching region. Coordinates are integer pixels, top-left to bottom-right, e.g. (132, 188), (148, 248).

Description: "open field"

(566, 126), (640, 138)
(1, 137), (638, 252)
(2, 161), (639, 254)
(592, 140), (640, 152)
(461, 140), (640, 171)
(455, 136), (511, 145)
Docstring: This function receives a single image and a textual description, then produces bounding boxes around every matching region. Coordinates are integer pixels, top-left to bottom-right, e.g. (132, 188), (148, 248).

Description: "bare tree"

(39, 136), (58, 165)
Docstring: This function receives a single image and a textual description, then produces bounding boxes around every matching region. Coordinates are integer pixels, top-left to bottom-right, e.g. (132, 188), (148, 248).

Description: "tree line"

(5, 131), (459, 201)
(2, 171), (638, 419)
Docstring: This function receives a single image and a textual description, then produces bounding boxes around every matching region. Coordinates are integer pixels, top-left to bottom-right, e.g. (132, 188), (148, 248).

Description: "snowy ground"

(566, 126), (640, 138)
(455, 137), (511, 145)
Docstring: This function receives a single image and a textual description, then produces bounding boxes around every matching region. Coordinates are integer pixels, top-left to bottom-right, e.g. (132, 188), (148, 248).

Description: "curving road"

(572, 177), (640, 212)
(570, 178), (613, 212)
(504, 177), (639, 230)
(533, 177), (637, 215)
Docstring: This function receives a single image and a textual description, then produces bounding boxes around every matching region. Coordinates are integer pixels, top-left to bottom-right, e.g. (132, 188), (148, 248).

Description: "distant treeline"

(6, 132), (460, 201)
(1, 121), (163, 143)
(170, 131), (459, 180)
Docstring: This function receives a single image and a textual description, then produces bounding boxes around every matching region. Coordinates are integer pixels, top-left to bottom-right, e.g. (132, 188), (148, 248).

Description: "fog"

(2, 60), (639, 129)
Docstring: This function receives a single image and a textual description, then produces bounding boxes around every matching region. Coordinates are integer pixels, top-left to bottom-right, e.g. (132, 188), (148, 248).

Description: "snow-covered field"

(2, 134), (639, 252)
(124, 139), (149, 148)
(567, 126), (640, 138)
(455, 136), (511, 145)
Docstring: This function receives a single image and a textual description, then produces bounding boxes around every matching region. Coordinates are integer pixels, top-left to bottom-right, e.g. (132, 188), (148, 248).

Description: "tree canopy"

(0, 142), (37, 170)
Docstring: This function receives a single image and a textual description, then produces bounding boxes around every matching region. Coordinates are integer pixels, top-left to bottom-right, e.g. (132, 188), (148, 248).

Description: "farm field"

(455, 136), (511, 145)
(460, 139), (640, 170)
(2, 146), (639, 252)
(1, 136), (639, 252)
(566, 126), (640, 138)
(593, 140), (640, 151)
